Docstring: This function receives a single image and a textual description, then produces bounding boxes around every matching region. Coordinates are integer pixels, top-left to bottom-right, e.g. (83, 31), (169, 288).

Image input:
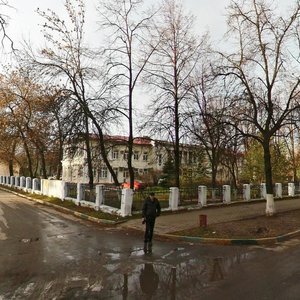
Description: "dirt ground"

(173, 209), (300, 239)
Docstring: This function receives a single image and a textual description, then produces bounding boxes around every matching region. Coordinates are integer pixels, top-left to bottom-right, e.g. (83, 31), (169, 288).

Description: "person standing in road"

(142, 192), (161, 253)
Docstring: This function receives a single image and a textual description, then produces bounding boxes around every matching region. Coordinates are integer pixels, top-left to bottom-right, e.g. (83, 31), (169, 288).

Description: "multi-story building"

(61, 135), (201, 184)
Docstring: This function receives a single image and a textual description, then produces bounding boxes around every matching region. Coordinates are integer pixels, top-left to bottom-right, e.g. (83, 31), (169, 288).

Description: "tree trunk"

(84, 116), (94, 189)
(56, 140), (63, 180)
(39, 148), (47, 179)
(128, 76), (134, 190)
(263, 140), (275, 216)
(8, 159), (14, 176)
(21, 135), (34, 178)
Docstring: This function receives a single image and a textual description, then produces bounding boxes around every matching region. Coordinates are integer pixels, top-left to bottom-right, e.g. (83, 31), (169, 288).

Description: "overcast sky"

(7, 0), (231, 48)
(3, 0), (294, 135)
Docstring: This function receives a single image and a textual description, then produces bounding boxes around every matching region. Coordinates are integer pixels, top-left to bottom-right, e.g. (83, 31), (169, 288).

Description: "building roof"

(91, 134), (153, 146)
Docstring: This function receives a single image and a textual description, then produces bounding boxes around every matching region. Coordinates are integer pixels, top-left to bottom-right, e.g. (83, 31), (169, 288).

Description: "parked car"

(122, 180), (144, 190)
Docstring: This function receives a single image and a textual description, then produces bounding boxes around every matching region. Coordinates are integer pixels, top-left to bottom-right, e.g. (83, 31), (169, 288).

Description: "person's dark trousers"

(144, 217), (156, 244)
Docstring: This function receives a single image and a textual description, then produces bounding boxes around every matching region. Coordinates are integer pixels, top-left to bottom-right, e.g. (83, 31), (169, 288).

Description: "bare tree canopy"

(215, 0), (300, 215)
(97, 0), (158, 189)
(142, 0), (208, 187)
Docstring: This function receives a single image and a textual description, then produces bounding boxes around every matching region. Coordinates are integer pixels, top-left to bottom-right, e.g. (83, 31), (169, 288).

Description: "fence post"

(243, 184), (251, 201)
(10, 176), (15, 187)
(288, 183), (295, 197)
(76, 183), (82, 206)
(15, 176), (20, 187)
(32, 178), (39, 192)
(120, 188), (133, 217)
(169, 187), (179, 211)
(26, 177), (32, 190)
(20, 176), (26, 188)
(275, 183), (282, 198)
(222, 185), (231, 204)
(260, 183), (266, 199)
(60, 181), (66, 201)
(198, 185), (207, 206)
(95, 185), (105, 211)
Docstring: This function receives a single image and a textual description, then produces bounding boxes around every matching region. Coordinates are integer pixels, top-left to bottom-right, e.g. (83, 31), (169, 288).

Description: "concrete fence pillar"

(169, 187), (179, 211)
(61, 181), (67, 201)
(32, 178), (40, 192)
(95, 185), (105, 211)
(76, 183), (82, 206)
(260, 183), (266, 199)
(15, 176), (20, 187)
(10, 176), (15, 186)
(288, 182), (295, 197)
(6, 176), (10, 185)
(243, 184), (251, 201)
(26, 177), (32, 190)
(275, 183), (282, 198)
(120, 188), (133, 217)
(198, 185), (207, 206)
(20, 176), (26, 188)
(222, 185), (231, 204)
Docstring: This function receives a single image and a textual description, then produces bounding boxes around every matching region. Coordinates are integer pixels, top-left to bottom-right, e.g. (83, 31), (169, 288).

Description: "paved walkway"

(120, 198), (300, 235)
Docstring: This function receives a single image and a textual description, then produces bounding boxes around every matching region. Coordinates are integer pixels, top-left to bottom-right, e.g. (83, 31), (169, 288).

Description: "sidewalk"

(119, 198), (300, 236)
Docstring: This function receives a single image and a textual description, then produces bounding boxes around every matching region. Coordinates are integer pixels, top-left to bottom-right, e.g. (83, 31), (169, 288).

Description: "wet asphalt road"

(1, 191), (300, 299)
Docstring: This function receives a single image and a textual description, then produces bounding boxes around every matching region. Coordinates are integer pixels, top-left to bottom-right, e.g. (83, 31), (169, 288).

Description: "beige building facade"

(61, 135), (199, 184)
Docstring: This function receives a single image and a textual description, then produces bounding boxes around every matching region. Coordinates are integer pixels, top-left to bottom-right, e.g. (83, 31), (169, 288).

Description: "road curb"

(157, 229), (300, 245)
(0, 187), (124, 225)
(2, 186), (300, 245)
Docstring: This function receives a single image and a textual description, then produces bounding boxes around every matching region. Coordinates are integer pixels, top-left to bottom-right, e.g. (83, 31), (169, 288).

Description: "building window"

(99, 167), (108, 178)
(133, 152), (139, 160)
(143, 152), (148, 161)
(157, 154), (162, 166)
(123, 152), (129, 160)
(112, 151), (119, 160)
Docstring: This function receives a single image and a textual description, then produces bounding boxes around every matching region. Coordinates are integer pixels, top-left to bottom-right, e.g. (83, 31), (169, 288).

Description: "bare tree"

(216, 0), (300, 215)
(97, 0), (158, 189)
(188, 70), (237, 193)
(22, 0), (120, 186)
(142, 0), (207, 188)
(0, 1), (14, 48)
(0, 68), (51, 177)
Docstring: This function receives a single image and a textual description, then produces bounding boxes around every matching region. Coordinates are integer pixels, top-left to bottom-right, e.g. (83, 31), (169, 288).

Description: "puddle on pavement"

(95, 250), (255, 299)
(0, 245), (256, 299)
(19, 237), (39, 243)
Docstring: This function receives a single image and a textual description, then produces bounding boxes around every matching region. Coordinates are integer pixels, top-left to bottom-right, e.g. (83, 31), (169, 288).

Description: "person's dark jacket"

(142, 197), (161, 219)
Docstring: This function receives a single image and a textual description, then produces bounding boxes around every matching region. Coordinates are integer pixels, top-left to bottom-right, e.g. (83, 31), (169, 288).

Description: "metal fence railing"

(103, 186), (122, 209)
(132, 188), (170, 211)
(231, 185), (244, 202)
(66, 182), (77, 199)
(2, 173), (300, 215)
(207, 187), (223, 204)
(82, 184), (96, 203)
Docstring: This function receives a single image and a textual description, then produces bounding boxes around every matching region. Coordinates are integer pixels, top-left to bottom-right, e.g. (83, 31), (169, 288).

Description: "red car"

(122, 180), (143, 190)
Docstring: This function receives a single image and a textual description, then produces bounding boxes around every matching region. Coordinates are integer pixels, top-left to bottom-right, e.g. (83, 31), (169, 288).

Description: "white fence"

(0, 175), (298, 217)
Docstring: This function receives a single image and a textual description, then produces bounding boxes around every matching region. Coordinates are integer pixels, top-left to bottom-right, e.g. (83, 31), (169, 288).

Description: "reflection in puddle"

(0, 249), (254, 299)
(117, 253), (254, 299)
(139, 263), (159, 299)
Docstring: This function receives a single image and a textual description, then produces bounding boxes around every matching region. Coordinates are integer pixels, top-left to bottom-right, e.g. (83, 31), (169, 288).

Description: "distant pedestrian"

(142, 192), (161, 253)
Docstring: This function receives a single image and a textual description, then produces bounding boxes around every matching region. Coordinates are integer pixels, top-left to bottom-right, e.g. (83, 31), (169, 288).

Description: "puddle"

(20, 238), (39, 243)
